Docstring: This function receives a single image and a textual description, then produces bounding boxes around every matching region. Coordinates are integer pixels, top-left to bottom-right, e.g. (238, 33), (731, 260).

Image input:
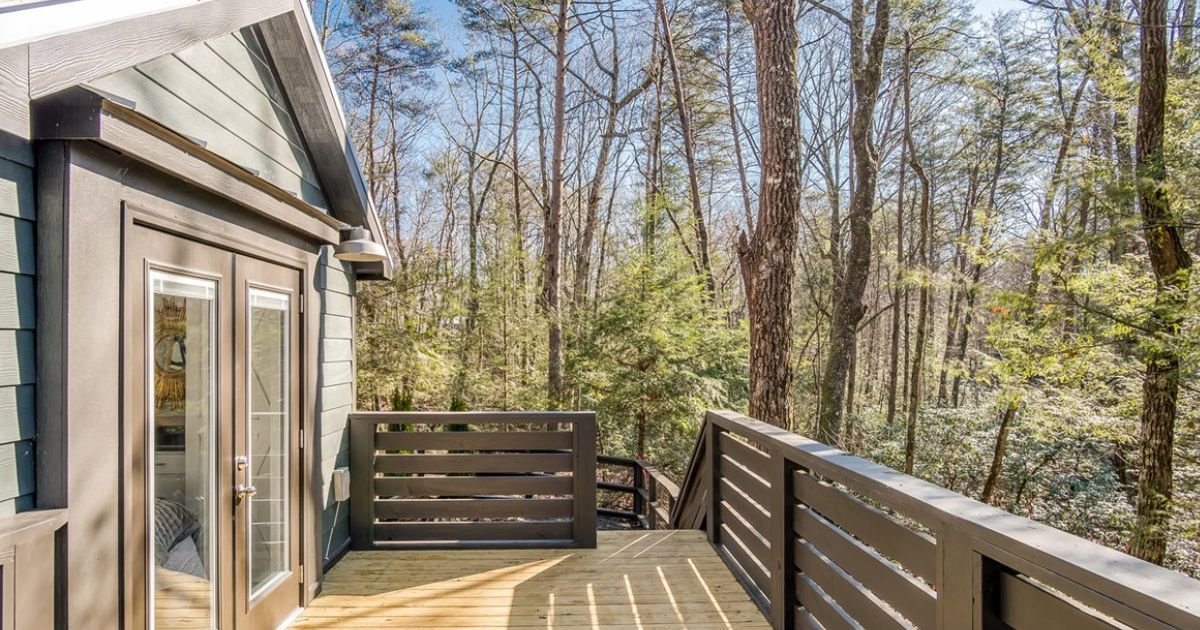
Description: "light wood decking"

(292, 530), (770, 629)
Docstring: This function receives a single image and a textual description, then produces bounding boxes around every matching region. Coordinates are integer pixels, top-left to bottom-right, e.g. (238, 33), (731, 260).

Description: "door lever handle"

(236, 484), (257, 500)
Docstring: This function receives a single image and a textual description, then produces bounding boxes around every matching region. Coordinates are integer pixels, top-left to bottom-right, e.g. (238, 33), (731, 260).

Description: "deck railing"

(0, 508), (67, 628)
(671, 410), (1200, 630)
(348, 411), (596, 549)
(597, 454), (680, 529)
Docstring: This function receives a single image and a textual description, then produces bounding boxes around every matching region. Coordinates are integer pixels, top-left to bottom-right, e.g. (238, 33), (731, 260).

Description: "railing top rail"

(704, 409), (1200, 627)
(0, 508), (67, 549)
(350, 410), (596, 424)
(644, 464), (681, 499)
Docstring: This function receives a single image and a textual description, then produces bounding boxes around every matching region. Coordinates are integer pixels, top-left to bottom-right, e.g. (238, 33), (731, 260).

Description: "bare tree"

(658, 0), (717, 295)
(738, 0), (803, 429)
(815, 0), (891, 443)
(545, 0), (571, 405)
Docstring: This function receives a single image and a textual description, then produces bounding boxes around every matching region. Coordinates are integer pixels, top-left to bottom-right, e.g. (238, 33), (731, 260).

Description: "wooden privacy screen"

(671, 411), (1200, 630)
(348, 411), (597, 549)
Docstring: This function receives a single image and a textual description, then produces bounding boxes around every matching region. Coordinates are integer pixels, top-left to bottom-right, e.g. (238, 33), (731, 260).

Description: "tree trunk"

(1130, 0), (1189, 566)
(545, 0), (571, 406)
(365, 36), (382, 200)
(659, 0), (716, 295)
(816, 0), (891, 444)
(573, 23), (653, 311)
(902, 38), (928, 474)
(845, 340), (857, 428)
(738, 0), (803, 429)
(724, 5), (756, 233)
(1027, 72), (1088, 297)
(937, 229), (965, 404)
(1103, 0), (1136, 259)
(981, 401), (1018, 504)
(510, 27), (530, 382)
(1176, 0), (1196, 75)
(885, 91), (908, 426)
(952, 85), (1008, 407)
(573, 52), (620, 312)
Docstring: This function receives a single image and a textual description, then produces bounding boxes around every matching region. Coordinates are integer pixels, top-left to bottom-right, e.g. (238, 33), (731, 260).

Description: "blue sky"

(973, 0), (1029, 14)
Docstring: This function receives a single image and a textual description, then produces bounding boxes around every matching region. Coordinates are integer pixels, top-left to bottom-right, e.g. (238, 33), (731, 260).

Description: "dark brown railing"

(671, 410), (1200, 630)
(349, 411), (596, 549)
(597, 454), (680, 529)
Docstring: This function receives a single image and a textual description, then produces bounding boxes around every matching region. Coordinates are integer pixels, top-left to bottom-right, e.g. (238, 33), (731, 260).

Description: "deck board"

(293, 529), (771, 629)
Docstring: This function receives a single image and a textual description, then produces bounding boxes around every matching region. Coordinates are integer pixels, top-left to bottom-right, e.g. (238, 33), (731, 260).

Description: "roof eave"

(258, 1), (393, 279)
(0, 0), (392, 278)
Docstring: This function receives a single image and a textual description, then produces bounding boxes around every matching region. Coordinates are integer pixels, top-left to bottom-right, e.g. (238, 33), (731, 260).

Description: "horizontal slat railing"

(673, 410), (1200, 630)
(349, 411), (597, 550)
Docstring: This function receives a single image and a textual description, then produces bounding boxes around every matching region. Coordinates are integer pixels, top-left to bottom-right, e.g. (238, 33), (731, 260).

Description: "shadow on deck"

(292, 530), (769, 629)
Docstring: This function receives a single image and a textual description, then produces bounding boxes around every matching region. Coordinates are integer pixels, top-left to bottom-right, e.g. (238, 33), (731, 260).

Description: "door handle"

(236, 484), (257, 500)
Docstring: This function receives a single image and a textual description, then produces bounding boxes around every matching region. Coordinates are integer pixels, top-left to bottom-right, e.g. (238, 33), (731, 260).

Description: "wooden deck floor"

(292, 530), (770, 629)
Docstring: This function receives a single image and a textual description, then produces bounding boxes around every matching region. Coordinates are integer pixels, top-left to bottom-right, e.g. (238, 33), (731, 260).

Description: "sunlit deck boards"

(292, 529), (770, 629)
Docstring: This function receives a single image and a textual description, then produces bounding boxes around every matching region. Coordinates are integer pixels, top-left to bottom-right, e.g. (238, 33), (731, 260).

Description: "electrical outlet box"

(332, 467), (350, 502)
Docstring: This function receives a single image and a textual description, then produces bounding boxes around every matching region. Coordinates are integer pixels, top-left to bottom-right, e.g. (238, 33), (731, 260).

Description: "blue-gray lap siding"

(0, 140), (36, 515)
(88, 28), (328, 211)
(316, 247), (355, 565)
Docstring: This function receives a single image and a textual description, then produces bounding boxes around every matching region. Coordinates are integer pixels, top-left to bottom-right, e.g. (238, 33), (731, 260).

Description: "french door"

(129, 225), (302, 629)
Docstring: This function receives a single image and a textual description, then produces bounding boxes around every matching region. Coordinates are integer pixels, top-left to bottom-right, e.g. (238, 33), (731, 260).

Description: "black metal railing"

(597, 454), (679, 530)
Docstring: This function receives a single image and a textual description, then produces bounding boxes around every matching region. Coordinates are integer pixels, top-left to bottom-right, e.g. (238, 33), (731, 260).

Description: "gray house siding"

(88, 28), (328, 211)
(0, 139), (36, 516)
(316, 246), (355, 565)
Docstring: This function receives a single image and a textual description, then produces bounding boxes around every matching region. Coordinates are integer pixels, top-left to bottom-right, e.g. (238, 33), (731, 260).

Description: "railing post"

(936, 520), (978, 628)
(704, 414), (721, 544)
(768, 447), (796, 629)
(348, 415), (375, 550)
(632, 462), (646, 525)
(572, 412), (598, 548)
(645, 470), (658, 530)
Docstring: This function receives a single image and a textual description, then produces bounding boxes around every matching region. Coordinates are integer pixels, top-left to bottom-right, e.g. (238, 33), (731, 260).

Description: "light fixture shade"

(333, 226), (389, 262)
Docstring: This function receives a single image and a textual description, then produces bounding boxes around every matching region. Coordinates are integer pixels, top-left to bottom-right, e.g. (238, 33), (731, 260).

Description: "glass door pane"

(247, 288), (290, 598)
(149, 272), (217, 629)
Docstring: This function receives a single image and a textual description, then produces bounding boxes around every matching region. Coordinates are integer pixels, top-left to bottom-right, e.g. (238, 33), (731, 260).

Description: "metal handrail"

(597, 454), (679, 529)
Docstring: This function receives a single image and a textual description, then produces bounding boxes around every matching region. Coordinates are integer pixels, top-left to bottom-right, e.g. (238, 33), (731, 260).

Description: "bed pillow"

(154, 498), (201, 566)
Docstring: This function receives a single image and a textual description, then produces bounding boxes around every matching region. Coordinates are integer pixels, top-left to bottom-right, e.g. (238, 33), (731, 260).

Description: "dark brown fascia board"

(258, 1), (393, 280)
(25, 0), (293, 99)
(32, 87), (340, 244)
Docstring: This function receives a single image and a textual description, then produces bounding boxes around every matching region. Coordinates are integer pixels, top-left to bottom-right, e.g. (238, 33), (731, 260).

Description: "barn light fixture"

(333, 226), (388, 262)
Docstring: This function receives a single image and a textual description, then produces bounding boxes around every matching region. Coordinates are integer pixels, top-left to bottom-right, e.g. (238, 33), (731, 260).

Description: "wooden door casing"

(125, 224), (304, 630)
